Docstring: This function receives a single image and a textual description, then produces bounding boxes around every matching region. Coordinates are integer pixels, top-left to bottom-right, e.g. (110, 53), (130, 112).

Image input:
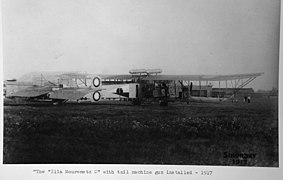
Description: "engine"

(129, 69), (162, 76)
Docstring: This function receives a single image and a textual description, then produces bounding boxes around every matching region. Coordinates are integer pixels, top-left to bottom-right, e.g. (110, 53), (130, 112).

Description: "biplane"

(4, 69), (263, 106)
(4, 72), (103, 104)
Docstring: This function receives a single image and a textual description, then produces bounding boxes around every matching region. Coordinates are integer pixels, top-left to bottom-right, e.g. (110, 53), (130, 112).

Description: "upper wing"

(99, 74), (133, 80)
(142, 73), (264, 81)
(58, 72), (90, 80)
(98, 73), (263, 81)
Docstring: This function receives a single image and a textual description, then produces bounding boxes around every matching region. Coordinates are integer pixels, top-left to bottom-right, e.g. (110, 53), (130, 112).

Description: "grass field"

(3, 98), (278, 166)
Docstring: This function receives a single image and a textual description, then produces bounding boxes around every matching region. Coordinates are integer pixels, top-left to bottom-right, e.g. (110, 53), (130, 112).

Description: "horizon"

(2, 0), (280, 91)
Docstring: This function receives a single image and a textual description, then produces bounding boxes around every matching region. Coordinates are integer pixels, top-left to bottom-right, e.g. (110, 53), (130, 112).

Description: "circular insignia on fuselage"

(93, 77), (101, 87)
(93, 91), (101, 101)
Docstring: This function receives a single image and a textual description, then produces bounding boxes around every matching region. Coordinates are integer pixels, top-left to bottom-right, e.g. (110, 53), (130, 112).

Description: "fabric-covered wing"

(9, 86), (53, 97)
(142, 73), (263, 81)
(48, 88), (94, 101)
(58, 72), (90, 80)
(100, 74), (133, 80)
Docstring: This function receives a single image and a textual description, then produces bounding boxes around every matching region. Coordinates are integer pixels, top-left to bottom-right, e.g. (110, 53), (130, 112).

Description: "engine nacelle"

(129, 69), (162, 76)
(129, 69), (147, 75)
(146, 69), (162, 75)
(92, 76), (101, 87)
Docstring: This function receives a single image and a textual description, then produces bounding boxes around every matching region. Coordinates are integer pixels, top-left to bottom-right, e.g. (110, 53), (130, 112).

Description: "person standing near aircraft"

(247, 96), (251, 103)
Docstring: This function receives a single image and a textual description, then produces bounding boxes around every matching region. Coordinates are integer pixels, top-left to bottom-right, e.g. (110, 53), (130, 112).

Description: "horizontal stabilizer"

(6, 86), (52, 98)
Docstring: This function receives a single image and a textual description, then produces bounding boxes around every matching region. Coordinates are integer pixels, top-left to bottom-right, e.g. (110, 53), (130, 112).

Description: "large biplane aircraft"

(4, 69), (263, 106)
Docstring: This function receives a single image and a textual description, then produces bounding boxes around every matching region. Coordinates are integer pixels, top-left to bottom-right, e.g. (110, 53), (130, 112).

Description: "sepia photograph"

(1, 0), (281, 179)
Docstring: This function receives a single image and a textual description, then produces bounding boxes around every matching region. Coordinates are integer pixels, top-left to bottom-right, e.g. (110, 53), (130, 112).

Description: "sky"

(2, 0), (280, 90)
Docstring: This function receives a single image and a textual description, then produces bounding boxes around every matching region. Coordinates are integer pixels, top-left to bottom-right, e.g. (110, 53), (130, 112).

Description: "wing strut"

(226, 76), (258, 99)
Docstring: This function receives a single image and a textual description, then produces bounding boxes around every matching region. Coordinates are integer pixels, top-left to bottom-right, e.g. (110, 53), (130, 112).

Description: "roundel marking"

(93, 91), (101, 101)
(93, 77), (101, 87)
